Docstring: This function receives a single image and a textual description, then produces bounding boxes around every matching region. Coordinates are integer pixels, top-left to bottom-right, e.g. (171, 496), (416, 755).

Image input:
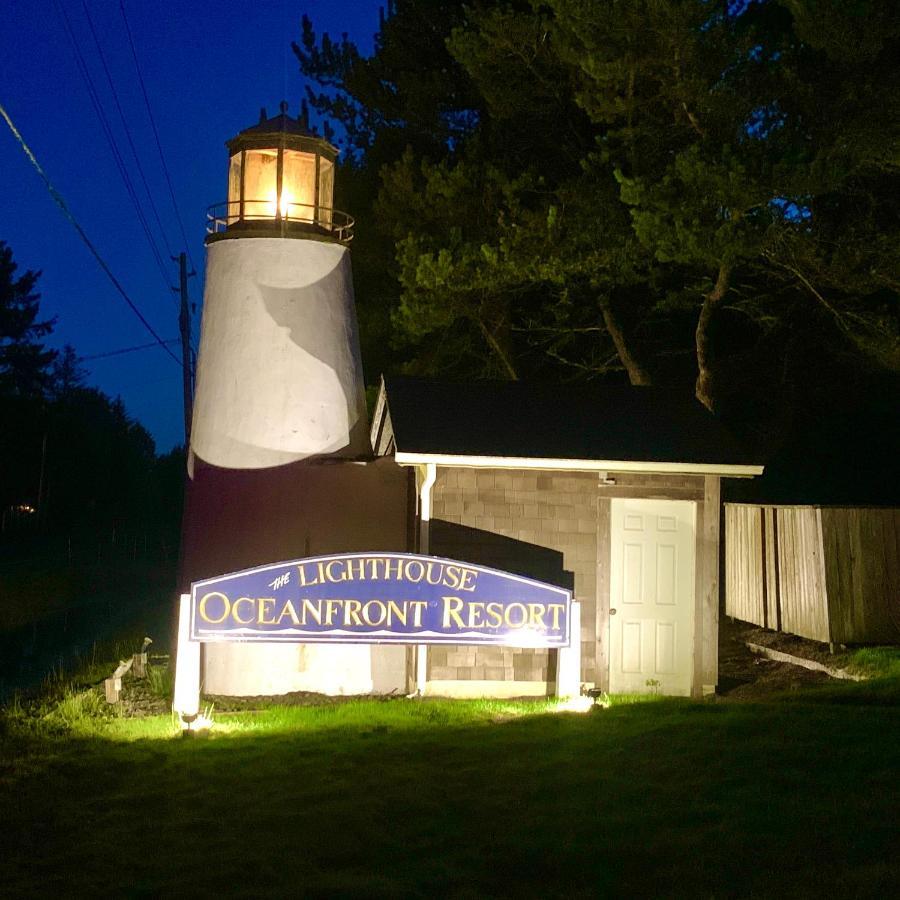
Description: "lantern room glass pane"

(243, 148), (279, 219)
(226, 153), (242, 224)
(318, 157), (335, 227)
(281, 149), (317, 223)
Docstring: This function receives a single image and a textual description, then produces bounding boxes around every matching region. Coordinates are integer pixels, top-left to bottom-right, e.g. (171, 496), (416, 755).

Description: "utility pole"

(173, 252), (195, 445)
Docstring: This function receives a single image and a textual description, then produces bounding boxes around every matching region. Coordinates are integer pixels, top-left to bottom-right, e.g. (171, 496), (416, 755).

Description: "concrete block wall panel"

(429, 468), (708, 691)
(430, 468), (599, 688)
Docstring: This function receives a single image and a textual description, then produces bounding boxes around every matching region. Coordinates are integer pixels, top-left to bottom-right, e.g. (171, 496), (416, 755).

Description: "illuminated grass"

(844, 646), (900, 680)
(21, 693), (664, 742)
(97, 697), (562, 741)
(2, 689), (898, 897)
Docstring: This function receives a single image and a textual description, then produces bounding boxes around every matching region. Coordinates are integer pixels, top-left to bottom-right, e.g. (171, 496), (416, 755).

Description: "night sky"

(1, 0), (380, 452)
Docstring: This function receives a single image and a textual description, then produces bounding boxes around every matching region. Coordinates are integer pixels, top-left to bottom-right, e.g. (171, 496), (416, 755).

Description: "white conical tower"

(181, 103), (407, 696)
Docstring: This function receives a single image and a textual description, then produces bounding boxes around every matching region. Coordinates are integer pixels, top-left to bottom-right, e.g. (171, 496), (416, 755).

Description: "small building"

(178, 104), (765, 704)
(372, 376), (763, 697)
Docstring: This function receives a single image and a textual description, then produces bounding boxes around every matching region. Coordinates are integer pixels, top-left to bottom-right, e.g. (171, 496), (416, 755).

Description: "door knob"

(609, 608), (617, 615)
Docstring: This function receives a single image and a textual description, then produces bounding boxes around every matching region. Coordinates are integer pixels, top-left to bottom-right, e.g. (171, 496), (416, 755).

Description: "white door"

(609, 499), (696, 696)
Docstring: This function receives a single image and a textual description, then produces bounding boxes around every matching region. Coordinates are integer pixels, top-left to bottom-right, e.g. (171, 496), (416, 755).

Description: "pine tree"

(49, 344), (87, 399)
(295, 1), (899, 418)
(0, 241), (56, 397)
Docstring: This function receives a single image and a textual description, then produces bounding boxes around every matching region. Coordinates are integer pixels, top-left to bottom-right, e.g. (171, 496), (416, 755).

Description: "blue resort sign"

(190, 553), (571, 648)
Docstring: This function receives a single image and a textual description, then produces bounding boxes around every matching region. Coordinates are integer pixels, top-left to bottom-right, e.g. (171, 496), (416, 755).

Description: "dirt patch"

(731, 619), (847, 667)
(117, 671), (170, 717)
(201, 690), (398, 712)
(716, 617), (835, 700)
(116, 671), (388, 717)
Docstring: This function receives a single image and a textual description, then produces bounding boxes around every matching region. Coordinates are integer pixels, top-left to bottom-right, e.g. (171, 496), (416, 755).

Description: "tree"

(761, 0), (900, 373)
(296, 1), (899, 424)
(295, 1), (488, 384)
(581, 0), (900, 408)
(0, 241), (56, 397)
(0, 243), (176, 544)
(40, 388), (154, 529)
(49, 344), (87, 400)
(382, 2), (658, 384)
(294, 1), (481, 165)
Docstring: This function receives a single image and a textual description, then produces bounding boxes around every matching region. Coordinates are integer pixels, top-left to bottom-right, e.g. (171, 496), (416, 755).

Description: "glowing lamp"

(208, 101), (351, 241)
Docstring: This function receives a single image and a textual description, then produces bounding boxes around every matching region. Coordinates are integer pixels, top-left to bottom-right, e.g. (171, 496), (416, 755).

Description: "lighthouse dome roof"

(226, 101), (338, 157)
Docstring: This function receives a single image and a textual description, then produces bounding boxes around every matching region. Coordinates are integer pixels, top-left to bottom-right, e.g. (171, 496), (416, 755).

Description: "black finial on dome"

(279, 99), (289, 115)
(229, 103), (336, 147)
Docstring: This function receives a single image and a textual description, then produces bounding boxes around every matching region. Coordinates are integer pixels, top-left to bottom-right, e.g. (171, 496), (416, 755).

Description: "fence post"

(104, 658), (133, 704)
(104, 678), (121, 703)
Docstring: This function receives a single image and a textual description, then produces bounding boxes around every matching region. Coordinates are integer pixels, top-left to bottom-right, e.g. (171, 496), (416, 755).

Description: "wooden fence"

(725, 505), (900, 645)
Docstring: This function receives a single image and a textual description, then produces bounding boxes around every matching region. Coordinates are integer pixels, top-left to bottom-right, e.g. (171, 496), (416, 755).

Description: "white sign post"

(173, 592), (200, 722)
(556, 600), (581, 698)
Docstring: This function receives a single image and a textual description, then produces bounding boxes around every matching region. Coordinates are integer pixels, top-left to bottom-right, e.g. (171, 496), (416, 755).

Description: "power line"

(119, 0), (201, 357)
(55, 0), (171, 291)
(81, 339), (179, 361)
(0, 102), (181, 366)
(119, 0), (197, 277)
(80, 0), (177, 272)
(53, 0), (174, 297)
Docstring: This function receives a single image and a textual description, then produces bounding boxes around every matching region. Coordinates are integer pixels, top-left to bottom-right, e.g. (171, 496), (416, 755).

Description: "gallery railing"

(206, 200), (354, 242)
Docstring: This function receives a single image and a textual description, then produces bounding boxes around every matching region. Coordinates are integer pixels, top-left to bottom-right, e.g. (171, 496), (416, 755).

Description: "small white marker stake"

(173, 593), (200, 721)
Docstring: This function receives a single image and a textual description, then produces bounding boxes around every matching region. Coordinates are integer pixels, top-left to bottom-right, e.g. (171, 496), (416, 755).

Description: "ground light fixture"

(178, 711), (214, 735)
(555, 695), (596, 713)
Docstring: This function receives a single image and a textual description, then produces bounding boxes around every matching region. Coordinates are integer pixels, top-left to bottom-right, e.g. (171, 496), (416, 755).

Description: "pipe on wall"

(416, 463), (437, 694)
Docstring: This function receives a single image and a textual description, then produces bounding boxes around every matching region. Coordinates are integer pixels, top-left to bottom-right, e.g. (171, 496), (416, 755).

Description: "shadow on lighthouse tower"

(180, 103), (411, 696)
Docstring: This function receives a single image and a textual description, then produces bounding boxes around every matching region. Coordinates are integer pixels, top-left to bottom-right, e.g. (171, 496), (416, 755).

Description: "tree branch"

(694, 262), (731, 411)
(476, 318), (518, 380)
(599, 295), (653, 385)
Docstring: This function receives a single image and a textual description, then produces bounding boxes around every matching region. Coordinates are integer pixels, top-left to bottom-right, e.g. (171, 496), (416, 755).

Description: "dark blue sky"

(1, 0), (381, 452)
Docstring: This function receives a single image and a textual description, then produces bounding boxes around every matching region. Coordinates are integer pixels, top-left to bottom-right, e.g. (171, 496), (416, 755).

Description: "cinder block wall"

(429, 468), (599, 689)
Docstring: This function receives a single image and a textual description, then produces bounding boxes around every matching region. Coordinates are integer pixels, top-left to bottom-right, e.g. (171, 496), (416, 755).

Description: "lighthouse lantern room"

(206, 101), (351, 241)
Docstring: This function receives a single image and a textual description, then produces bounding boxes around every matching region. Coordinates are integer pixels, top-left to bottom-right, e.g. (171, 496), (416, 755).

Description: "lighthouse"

(180, 104), (410, 697)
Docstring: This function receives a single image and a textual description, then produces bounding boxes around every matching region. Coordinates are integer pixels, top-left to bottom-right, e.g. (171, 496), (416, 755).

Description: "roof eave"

(393, 451), (764, 478)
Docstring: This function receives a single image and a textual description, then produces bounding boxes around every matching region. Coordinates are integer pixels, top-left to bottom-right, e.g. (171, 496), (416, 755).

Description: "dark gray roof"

(226, 102), (337, 155)
(238, 108), (318, 138)
(382, 376), (762, 468)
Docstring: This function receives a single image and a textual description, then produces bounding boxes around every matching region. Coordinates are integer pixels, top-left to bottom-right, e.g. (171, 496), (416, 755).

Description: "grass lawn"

(1, 685), (898, 898)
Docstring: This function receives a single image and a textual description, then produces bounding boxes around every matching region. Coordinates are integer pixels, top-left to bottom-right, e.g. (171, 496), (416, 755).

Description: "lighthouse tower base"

(181, 456), (412, 696)
(202, 642), (407, 697)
